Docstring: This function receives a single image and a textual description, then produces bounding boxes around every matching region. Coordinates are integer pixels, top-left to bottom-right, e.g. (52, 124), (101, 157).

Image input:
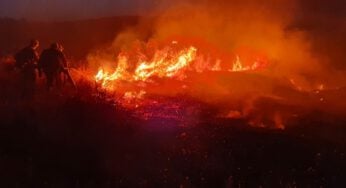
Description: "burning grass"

(1, 1), (346, 185)
(1, 57), (346, 187)
(71, 39), (345, 130)
(1, 19), (346, 186)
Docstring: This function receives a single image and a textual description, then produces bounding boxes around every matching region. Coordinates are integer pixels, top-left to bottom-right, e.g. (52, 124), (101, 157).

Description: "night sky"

(0, 0), (162, 20)
(0, 0), (345, 21)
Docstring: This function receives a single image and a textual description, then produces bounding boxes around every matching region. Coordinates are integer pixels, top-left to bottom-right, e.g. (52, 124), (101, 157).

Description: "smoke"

(87, 0), (346, 88)
(84, 0), (346, 128)
(153, 0), (325, 77)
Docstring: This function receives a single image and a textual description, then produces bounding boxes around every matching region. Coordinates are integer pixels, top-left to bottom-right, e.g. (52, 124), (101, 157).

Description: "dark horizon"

(0, 0), (345, 21)
(0, 0), (164, 21)
(0, 15), (141, 23)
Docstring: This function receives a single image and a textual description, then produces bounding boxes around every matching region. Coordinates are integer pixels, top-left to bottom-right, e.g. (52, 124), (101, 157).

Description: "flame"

(166, 46), (197, 78)
(211, 59), (222, 71)
(231, 56), (244, 72)
(95, 55), (130, 88)
(94, 41), (267, 90)
(86, 40), (309, 129)
(230, 55), (261, 72)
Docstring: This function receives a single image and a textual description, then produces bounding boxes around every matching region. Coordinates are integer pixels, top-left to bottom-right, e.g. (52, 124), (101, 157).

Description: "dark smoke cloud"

(155, 0), (346, 71)
(151, 0), (346, 87)
(292, 0), (346, 70)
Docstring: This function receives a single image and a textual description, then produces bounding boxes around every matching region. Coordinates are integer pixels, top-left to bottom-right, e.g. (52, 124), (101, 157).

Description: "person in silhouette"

(14, 39), (40, 98)
(38, 43), (67, 91)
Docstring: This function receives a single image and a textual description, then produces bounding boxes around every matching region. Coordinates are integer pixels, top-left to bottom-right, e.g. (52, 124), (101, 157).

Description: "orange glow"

(94, 41), (267, 90)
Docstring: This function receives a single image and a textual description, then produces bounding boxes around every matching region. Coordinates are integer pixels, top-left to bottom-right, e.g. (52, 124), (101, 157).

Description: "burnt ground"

(0, 83), (346, 188)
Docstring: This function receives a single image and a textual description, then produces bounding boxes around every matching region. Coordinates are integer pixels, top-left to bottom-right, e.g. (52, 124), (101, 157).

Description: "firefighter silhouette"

(38, 43), (68, 91)
(14, 39), (40, 98)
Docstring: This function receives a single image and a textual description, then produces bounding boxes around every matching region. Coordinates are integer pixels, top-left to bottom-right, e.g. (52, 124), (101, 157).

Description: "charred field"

(0, 64), (346, 187)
